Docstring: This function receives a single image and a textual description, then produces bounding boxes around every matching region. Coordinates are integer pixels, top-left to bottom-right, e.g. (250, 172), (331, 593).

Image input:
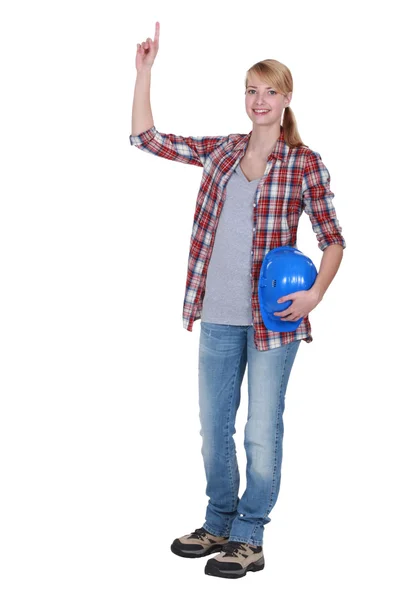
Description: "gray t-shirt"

(201, 162), (261, 325)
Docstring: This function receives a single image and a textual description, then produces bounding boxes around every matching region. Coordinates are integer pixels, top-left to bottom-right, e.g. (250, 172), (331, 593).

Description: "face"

(245, 74), (292, 127)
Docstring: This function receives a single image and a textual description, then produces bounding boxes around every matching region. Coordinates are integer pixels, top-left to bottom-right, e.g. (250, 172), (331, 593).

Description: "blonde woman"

(130, 21), (345, 579)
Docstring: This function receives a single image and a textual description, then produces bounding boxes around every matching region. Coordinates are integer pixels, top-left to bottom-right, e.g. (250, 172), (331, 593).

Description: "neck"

(247, 123), (282, 157)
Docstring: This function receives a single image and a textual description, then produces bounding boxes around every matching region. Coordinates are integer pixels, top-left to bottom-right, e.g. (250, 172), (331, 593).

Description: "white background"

(1, 0), (399, 597)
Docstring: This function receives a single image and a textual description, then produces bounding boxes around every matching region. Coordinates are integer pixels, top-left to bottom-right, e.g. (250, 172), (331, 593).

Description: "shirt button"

(251, 250), (253, 255)
(253, 227), (256, 232)
(253, 203), (256, 207)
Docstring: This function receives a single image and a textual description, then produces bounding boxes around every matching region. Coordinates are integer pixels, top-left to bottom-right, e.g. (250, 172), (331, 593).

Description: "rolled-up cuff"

(319, 237), (346, 251)
(129, 125), (157, 146)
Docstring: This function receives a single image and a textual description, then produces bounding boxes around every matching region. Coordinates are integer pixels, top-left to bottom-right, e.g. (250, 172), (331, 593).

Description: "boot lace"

(188, 527), (208, 540)
(221, 541), (247, 557)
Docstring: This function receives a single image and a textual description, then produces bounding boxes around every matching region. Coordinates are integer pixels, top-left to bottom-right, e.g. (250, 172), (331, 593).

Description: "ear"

(285, 91), (293, 106)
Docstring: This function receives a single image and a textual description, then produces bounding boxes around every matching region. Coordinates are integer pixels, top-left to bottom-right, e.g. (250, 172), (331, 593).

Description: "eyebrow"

(247, 85), (274, 89)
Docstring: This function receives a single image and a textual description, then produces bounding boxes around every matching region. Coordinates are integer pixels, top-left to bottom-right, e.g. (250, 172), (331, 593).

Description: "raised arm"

(130, 21), (228, 167)
(131, 22), (159, 136)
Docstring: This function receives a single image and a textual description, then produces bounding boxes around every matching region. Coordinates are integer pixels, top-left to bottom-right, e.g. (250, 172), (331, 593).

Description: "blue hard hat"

(258, 246), (318, 332)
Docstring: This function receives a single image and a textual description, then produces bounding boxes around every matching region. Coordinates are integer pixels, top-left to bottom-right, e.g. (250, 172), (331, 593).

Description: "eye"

(247, 89), (277, 95)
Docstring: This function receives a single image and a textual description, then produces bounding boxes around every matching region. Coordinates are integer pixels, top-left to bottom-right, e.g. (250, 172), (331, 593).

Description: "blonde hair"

(245, 59), (307, 148)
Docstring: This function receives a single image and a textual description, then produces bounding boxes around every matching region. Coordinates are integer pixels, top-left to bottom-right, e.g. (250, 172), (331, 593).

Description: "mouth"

(253, 109), (270, 115)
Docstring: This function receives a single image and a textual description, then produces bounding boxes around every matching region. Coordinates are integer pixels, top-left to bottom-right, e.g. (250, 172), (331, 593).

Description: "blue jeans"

(198, 322), (301, 547)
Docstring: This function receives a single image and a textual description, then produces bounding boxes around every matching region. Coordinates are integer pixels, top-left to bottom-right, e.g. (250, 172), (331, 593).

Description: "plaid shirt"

(129, 125), (346, 351)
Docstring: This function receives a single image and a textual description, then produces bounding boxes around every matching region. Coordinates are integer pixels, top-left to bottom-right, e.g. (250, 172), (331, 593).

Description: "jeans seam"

(265, 343), (290, 517)
(225, 344), (246, 514)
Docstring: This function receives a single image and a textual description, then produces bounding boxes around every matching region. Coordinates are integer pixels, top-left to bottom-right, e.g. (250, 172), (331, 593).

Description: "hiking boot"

(204, 540), (264, 578)
(170, 526), (230, 558)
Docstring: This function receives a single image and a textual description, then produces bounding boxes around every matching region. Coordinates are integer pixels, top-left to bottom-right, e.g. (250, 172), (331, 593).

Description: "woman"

(130, 22), (345, 579)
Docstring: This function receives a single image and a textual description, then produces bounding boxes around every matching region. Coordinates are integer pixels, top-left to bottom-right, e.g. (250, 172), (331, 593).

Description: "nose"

(253, 91), (270, 105)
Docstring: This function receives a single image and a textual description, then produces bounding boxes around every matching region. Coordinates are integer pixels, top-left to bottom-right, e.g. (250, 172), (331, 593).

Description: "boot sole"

(170, 541), (227, 559)
(204, 556), (265, 578)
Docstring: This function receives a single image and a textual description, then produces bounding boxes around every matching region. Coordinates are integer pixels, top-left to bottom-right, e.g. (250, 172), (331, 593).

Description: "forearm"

(311, 244), (344, 301)
(131, 68), (154, 136)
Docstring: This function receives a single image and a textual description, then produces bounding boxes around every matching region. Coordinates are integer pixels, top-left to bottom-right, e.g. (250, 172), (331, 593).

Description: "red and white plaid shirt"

(129, 125), (346, 351)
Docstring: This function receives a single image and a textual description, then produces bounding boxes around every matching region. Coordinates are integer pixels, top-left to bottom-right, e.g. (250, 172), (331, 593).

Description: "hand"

(273, 289), (322, 321)
(136, 21), (160, 72)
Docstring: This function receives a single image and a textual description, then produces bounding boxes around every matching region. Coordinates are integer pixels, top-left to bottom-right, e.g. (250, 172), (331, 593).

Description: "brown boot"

(205, 541), (264, 578)
(171, 527), (230, 558)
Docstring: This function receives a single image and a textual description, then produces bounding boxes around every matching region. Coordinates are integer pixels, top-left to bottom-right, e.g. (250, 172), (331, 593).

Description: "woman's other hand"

(273, 289), (322, 321)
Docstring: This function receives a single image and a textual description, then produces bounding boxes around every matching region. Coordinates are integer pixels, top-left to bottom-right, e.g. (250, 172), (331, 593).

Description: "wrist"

(311, 283), (324, 303)
(137, 67), (152, 76)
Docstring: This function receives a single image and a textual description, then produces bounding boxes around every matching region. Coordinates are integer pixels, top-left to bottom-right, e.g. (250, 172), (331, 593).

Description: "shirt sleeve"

(129, 126), (228, 168)
(301, 151), (346, 251)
